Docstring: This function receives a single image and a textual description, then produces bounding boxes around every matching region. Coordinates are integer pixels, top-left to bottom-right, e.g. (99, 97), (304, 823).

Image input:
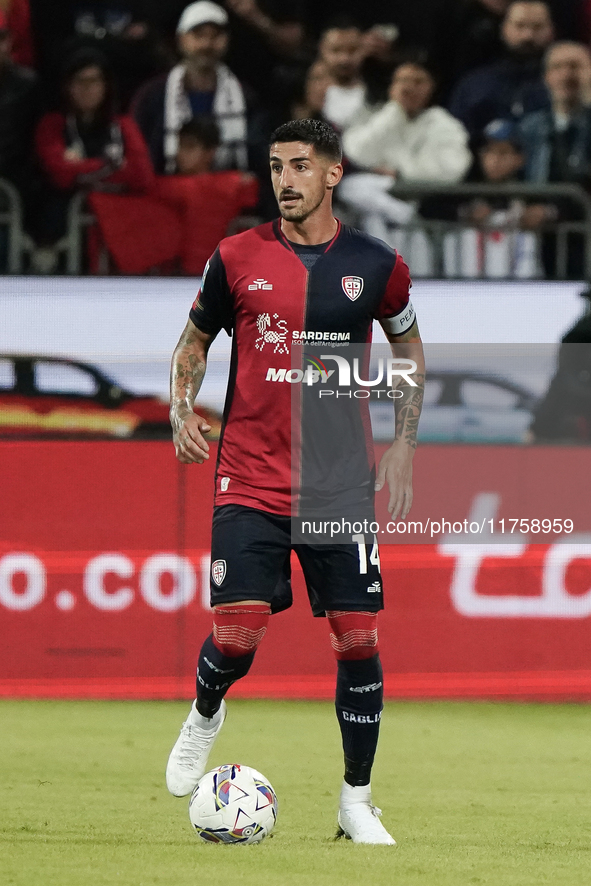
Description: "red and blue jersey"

(190, 219), (414, 516)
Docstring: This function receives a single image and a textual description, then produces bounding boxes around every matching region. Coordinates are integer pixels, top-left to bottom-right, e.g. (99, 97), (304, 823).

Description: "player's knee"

(212, 602), (271, 657)
(326, 610), (378, 661)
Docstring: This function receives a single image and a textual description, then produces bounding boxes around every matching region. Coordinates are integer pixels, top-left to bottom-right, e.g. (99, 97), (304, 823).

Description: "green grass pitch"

(1, 698), (591, 886)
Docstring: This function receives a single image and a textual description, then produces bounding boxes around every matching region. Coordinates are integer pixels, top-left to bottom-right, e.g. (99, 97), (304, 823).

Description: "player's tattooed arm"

(170, 319), (215, 465)
(391, 335), (425, 452)
(374, 319), (425, 518)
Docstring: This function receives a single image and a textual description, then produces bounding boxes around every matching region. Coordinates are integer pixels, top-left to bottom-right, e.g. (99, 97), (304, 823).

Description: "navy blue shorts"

(209, 504), (384, 617)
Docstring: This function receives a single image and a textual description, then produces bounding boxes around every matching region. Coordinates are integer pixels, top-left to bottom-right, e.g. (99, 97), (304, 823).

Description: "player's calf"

(327, 610), (394, 844)
(328, 610), (383, 786)
(198, 602), (270, 717)
(166, 602), (270, 797)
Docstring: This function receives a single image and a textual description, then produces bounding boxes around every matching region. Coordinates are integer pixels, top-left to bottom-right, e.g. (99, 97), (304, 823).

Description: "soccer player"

(166, 118), (425, 844)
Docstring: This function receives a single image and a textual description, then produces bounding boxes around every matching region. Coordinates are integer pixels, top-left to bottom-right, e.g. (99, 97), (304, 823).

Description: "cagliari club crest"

(211, 559), (227, 587)
(342, 276), (364, 301)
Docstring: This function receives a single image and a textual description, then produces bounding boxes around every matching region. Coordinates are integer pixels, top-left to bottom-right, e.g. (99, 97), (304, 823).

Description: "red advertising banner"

(1, 441), (591, 701)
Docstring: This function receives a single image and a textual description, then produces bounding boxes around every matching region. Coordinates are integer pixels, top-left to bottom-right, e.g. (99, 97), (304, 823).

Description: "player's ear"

(326, 162), (343, 190)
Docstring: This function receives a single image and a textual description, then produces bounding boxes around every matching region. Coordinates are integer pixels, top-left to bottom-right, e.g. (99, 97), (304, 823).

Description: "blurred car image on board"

(370, 371), (538, 444)
(0, 354), (221, 439)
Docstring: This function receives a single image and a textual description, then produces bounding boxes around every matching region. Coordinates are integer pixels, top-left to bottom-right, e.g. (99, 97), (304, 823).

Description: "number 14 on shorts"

(353, 535), (381, 574)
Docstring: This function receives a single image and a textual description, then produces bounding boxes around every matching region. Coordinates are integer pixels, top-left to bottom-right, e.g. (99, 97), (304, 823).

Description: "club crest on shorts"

(211, 559), (227, 587)
(342, 276), (364, 301)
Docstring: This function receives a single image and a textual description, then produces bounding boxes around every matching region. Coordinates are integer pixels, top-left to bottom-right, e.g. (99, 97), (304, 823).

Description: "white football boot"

(166, 699), (227, 797)
(337, 782), (396, 845)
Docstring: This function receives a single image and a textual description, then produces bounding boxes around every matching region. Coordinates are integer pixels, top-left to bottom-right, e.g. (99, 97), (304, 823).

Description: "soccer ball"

(188, 764), (278, 844)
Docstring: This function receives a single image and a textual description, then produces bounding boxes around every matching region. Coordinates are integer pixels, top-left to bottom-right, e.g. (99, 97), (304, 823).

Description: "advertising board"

(1, 278), (590, 699)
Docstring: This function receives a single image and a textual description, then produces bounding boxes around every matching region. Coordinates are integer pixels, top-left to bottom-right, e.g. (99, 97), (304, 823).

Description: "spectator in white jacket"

(339, 61), (472, 259)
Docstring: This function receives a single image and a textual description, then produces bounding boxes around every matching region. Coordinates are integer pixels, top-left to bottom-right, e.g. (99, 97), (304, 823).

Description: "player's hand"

(374, 441), (414, 519)
(171, 409), (212, 464)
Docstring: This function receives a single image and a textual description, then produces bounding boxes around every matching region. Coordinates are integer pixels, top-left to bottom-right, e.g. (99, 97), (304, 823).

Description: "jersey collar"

(273, 217), (342, 254)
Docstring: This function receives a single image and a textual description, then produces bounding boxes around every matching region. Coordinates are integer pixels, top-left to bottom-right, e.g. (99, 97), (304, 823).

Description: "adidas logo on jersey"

(367, 581), (381, 593)
(248, 278), (273, 290)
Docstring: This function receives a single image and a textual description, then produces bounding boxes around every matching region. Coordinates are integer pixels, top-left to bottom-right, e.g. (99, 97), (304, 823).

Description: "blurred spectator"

(89, 116), (259, 274)
(36, 48), (154, 194)
(29, 1), (170, 109)
(444, 1), (510, 89)
(225, 0), (305, 58)
(339, 61), (471, 252)
(1, 0), (34, 67)
(361, 23), (400, 104)
(0, 9), (37, 186)
(445, 119), (542, 277)
(308, 1), (453, 74)
(132, 2), (251, 174)
(318, 20), (373, 132)
(449, 0), (554, 137)
(174, 114), (220, 173)
(33, 48), (153, 269)
(154, 115), (259, 272)
(222, 0), (310, 118)
(291, 60), (331, 120)
(520, 42), (591, 185)
(519, 41), (591, 276)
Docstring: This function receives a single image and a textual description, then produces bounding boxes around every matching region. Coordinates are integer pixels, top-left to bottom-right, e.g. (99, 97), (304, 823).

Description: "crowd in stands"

(1, 0), (591, 276)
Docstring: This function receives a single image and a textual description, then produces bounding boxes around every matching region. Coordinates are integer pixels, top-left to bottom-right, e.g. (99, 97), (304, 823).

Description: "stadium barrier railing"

(339, 182), (591, 280)
(61, 191), (107, 275)
(57, 182), (591, 279)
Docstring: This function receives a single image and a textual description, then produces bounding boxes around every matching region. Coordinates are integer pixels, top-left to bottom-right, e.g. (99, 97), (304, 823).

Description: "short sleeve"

(189, 247), (234, 337)
(374, 252), (416, 336)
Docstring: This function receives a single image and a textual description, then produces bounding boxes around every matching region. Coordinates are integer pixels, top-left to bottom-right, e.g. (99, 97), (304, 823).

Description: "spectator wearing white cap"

(132, 1), (249, 173)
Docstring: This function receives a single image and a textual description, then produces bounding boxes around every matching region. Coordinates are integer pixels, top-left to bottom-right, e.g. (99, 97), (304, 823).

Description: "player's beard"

(278, 188), (326, 223)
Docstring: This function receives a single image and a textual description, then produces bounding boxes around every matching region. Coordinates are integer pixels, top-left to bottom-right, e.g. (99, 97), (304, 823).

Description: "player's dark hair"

(269, 119), (342, 163)
(178, 115), (220, 150)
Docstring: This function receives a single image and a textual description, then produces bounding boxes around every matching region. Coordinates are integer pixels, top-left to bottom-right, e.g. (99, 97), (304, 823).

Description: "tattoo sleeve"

(393, 370), (425, 450)
(387, 322), (425, 451)
(170, 321), (209, 420)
